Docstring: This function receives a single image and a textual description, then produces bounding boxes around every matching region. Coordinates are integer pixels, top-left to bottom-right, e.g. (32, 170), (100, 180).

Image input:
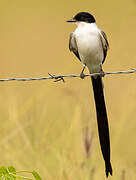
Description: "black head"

(66, 12), (96, 23)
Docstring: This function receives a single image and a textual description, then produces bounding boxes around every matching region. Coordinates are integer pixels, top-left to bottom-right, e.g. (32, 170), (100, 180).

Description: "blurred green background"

(0, 0), (136, 179)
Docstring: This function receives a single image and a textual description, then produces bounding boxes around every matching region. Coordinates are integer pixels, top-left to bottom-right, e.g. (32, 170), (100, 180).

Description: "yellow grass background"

(0, 0), (136, 179)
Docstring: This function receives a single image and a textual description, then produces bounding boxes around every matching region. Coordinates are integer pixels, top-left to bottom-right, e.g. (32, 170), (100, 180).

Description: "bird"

(66, 12), (112, 177)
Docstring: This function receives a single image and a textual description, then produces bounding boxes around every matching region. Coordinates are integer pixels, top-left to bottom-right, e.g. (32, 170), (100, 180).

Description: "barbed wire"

(0, 68), (136, 83)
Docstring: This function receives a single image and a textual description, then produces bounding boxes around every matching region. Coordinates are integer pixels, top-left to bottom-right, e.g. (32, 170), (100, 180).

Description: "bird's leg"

(100, 64), (105, 77)
(80, 63), (86, 79)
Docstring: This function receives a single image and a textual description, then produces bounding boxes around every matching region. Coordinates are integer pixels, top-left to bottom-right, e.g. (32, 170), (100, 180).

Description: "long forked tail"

(91, 75), (112, 177)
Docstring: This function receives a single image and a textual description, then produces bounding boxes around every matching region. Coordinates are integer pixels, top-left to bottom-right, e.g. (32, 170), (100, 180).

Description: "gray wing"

(69, 32), (81, 61)
(99, 30), (109, 64)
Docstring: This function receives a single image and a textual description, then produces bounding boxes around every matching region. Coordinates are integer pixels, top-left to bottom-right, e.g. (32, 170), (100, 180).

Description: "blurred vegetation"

(0, 166), (41, 180)
(0, 0), (136, 179)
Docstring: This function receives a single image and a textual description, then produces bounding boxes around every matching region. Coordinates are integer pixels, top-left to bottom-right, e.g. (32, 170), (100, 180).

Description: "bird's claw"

(80, 73), (86, 79)
(100, 70), (105, 77)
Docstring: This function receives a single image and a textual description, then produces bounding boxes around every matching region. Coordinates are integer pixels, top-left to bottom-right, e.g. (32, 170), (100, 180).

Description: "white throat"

(75, 21), (97, 28)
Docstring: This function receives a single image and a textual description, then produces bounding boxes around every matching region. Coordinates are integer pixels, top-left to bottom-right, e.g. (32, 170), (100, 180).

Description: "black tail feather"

(106, 161), (113, 177)
(91, 76), (112, 177)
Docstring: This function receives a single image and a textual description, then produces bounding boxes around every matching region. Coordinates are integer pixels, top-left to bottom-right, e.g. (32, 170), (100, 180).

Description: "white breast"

(74, 22), (103, 73)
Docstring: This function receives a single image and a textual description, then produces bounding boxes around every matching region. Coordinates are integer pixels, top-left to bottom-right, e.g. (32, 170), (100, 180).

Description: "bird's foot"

(100, 69), (105, 77)
(80, 72), (86, 79)
(100, 64), (105, 77)
(80, 64), (86, 79)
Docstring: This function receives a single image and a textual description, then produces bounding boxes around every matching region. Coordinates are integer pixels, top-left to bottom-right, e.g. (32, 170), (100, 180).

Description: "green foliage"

(0, 167), (42, 180)
(31, 171), (41, 180)
(0, 167), (16, 180)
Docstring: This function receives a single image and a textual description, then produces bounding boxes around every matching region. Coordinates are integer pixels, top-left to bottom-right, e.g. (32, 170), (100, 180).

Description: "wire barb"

(48, 73), (65, 83)
(0, 68), (135, 82)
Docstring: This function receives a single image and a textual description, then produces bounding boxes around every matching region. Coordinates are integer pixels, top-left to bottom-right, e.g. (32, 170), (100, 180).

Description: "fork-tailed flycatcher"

(66, 12), (112, 177)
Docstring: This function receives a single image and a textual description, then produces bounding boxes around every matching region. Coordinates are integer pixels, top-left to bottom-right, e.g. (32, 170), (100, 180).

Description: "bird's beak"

(66, 18), (76, 23)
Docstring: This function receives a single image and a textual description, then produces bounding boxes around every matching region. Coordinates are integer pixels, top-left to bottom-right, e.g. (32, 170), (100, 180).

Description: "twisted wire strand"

(0, 68), (135, 82)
